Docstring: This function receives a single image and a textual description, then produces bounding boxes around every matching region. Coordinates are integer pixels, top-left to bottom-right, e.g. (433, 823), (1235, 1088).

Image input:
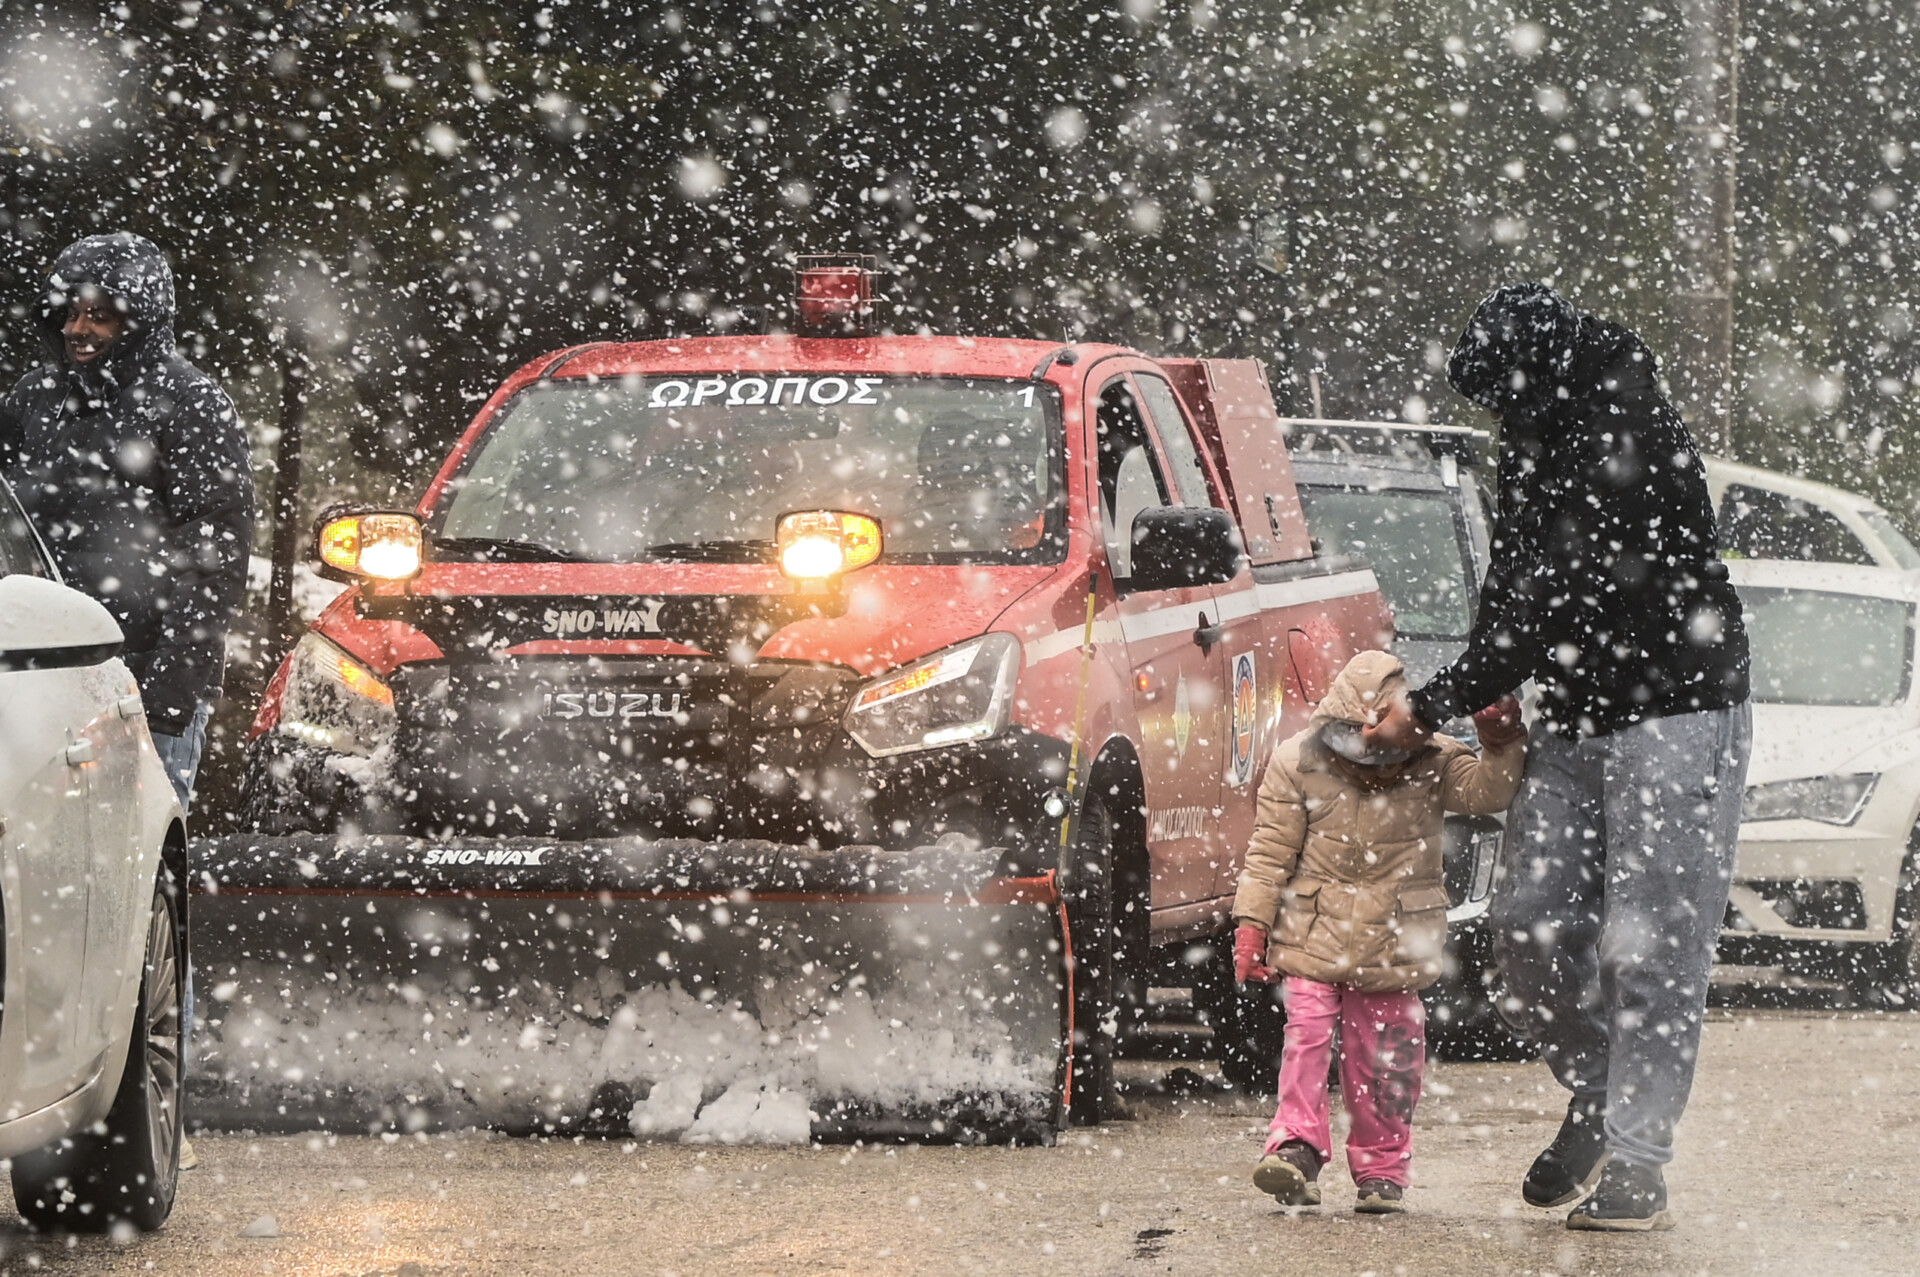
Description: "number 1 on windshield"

(1018, 386), (1035, 407)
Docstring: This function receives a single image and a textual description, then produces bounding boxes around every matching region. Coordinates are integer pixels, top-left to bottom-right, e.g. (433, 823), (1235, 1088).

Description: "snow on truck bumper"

(186, 833), (1073, 1143)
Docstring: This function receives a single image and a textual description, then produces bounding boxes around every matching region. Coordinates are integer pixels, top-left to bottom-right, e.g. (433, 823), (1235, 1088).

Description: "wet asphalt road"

(1, 1006), (1916, 1276)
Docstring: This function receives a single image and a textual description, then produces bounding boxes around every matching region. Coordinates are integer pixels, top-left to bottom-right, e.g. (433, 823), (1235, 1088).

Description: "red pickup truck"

(199, 263), (1391, 1141)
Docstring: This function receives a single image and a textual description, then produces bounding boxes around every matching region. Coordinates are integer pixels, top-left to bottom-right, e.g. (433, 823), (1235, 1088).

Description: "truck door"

(1093, 373), (1223, 914)
(1131, 371), (1262, 910)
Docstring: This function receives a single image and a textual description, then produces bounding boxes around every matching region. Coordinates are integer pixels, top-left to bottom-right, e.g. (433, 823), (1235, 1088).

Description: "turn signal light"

(315, 511), (424, 581)
(776, 510), (882, 583)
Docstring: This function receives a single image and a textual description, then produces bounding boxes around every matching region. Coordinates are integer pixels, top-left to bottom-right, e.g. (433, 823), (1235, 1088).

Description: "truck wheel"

(1425, 931), (1538, 1062)
(12, 875), (185, 1233)
(1205, 960), (1286, 1097)
(1061, 795), (1144, 1123)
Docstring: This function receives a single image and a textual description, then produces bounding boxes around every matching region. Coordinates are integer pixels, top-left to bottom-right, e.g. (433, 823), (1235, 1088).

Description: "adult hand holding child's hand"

(1233, 924), (1277, 985)
(1473, 694), (1525, 748)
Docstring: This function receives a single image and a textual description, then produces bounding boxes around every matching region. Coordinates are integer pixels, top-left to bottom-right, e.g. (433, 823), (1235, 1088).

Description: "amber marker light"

(316, 511), (424, 581)
(776, 510), (882, 584)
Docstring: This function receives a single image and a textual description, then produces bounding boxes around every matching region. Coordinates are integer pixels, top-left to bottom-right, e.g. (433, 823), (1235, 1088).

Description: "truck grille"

(387, 656), (860, 838)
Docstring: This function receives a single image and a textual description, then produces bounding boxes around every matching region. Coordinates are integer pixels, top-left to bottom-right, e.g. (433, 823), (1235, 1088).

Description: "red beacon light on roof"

(795, 253), (876, 338)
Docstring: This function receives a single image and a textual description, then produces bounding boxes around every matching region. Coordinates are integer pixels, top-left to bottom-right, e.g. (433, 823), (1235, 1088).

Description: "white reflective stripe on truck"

(1019, 568), (1379, 666)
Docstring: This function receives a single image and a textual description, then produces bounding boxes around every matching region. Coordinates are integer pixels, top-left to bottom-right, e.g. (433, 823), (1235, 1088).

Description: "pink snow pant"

(1262, 977), (1425, 1187)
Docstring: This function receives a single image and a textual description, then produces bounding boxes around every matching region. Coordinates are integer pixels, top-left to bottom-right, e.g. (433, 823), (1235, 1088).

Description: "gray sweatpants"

(1490, 703), (1751, 1169)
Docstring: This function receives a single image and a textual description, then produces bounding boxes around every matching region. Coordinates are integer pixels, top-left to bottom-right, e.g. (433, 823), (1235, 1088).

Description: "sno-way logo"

(421, 847), (547, 866)
(542, 601), (664, 636)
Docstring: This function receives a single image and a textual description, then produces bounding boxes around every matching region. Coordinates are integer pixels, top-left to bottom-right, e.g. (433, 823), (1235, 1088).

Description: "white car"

(1706, 456), (1920, 570)
(0, 480), (186, 1231)
(1722, 558), (1920, 1001)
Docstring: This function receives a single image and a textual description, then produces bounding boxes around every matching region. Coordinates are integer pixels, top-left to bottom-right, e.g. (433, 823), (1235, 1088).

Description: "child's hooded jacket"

(1231, 651), (1525, 992)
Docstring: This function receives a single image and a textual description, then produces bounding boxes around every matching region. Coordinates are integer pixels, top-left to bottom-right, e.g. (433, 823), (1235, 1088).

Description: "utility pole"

(1671, 0), (1741, 457)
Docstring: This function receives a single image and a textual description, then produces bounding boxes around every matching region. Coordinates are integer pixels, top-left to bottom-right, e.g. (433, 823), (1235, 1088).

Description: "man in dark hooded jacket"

(1367, 283), (1751, 1230)
(0, 232), (254, 815)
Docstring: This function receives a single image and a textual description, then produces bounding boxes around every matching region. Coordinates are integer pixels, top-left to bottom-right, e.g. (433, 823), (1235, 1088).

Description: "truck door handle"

(1194, 612), (1224, 653)
(65, 738), (97, 767)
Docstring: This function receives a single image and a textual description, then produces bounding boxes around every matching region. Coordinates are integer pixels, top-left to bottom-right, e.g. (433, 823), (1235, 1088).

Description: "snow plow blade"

(187, 834), (1069, 1144)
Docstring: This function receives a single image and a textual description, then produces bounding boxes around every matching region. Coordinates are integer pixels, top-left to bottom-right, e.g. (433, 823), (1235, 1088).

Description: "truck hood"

(315, 560), (1061, 680)
(1747, 701), (1920, 784)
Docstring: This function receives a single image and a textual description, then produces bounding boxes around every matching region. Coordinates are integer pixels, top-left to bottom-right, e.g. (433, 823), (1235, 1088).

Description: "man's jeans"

(150, 700), (213, 817)
(1490, 703), (1752, 1169)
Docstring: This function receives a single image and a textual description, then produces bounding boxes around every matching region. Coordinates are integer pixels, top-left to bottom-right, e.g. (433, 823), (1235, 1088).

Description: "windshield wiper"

(644, 539), (777, 564)
(433, 536), (601, 563)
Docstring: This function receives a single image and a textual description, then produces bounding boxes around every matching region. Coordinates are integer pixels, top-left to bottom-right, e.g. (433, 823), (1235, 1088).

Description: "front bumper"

(1719, 819), (1909, 952)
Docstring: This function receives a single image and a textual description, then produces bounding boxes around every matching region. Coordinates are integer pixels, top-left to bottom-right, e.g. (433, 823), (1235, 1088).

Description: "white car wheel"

(11, 875), (184, 1232)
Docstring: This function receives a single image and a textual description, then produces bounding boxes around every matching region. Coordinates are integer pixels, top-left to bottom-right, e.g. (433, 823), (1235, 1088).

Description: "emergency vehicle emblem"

(1229, 652), (1257, 788)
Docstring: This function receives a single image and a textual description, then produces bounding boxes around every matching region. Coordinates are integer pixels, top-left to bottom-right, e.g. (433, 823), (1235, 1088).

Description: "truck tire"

(1422, 919), (1538, 1062)
(13, 875), (184, 1232)
(1206, 963), (1287, 1097)
(1061, 795), (1145, 1123)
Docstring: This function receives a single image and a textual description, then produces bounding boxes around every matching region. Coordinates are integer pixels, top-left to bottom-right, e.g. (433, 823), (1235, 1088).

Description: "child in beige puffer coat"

(1232, 650), (1525, 1212)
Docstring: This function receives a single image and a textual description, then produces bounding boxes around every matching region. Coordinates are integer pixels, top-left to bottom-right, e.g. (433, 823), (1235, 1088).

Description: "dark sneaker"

(1523, 1091), (1609, 1208)
(1354, 1179), (1406, 1214)
(1566, 1158), (1674, 1231)
(1252, 1139), (1323, 1207)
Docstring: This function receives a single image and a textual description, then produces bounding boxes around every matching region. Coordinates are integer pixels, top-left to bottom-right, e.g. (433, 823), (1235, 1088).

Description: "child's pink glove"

(1233, 924), (1278, 985)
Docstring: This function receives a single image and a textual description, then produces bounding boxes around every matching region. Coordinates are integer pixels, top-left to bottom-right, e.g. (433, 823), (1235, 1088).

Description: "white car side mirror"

(0, 575), (125, 671)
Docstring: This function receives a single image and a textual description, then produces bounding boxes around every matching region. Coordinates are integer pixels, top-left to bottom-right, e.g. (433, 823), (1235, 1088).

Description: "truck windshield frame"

(1295, 483), (1476, 641)
(429, 374), (1068, 567)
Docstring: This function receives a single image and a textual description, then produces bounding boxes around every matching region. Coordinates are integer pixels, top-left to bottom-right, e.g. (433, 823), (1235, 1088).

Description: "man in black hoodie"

(0, 233), (254, 815)
(1368, 284), (1751, 1230)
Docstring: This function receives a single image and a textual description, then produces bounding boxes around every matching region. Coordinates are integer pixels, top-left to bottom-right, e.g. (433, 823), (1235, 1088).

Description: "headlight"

(1741, 774), (1878, 825)
(845, 633), (1021, 758)
(276, 632), (397, 756)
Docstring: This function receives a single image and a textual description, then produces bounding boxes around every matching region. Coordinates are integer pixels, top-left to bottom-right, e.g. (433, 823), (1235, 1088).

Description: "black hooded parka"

(1411, 284), (1750, 739)
(0, 233), (254, 734)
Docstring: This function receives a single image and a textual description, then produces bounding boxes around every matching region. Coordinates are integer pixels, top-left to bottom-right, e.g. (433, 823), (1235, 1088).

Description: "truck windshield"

(434, 375), (1063, 565)
(1296, 486), (1473, 640)
(1739, 586), (1915, 706)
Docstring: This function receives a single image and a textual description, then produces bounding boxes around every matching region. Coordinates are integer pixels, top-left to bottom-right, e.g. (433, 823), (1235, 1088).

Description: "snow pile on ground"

(193, 946), (1057, 1144)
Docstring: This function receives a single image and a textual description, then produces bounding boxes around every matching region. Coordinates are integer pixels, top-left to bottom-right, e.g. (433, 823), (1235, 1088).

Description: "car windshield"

(1859, 510), (1920, 570)
(1739, 585), (1915, 706)
(1296, 486), (1473, 639)
(434, 375), (1062, 564)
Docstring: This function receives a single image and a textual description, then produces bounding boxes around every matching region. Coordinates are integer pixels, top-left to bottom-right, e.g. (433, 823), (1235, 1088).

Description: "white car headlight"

(1741, 773), (1878, 826)
(845, 633), (1021, 758)
(276, 632), (397, 756)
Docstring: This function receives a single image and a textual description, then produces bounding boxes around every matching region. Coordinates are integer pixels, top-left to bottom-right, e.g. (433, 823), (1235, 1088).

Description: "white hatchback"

(1722, 558), (1920, 1001)
(0, 479), (186, 1231)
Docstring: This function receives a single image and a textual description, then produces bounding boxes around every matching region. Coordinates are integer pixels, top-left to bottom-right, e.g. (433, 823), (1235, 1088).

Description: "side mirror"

(1127, 507), (1247, 593)
(0, 575), (125, 671)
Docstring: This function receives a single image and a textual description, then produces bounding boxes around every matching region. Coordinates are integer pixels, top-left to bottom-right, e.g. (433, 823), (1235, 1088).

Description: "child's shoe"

(1253, 1139), (1323, 1206)
(1354, 1179), (1406, 1214)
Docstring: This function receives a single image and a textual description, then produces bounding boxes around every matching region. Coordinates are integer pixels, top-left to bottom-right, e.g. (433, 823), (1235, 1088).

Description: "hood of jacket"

(37, 232), (177, 396)
(1446, 282), (1581, 427)
(1304, 650), (1426, 786)
(1309, 649), (1411, 735)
